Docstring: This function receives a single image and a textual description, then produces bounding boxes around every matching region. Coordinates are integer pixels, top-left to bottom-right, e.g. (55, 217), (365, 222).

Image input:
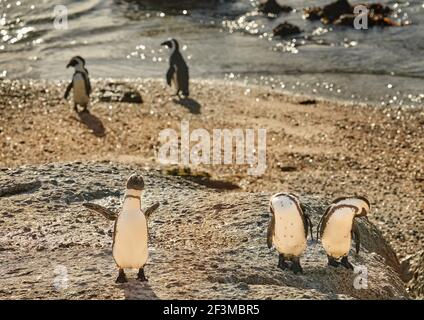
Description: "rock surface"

(258, 0), (292, 15)
(273, 22), (302, 38)
(322, 0), (353, 23)
(409, 250), (424, 299)
(303, 0), (400, 27)
(0, 162), (408, 299)
(99, 83), (143, 104)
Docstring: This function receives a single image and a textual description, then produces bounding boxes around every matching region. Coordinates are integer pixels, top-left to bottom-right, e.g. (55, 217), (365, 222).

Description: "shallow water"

(1, 0), (424, 107)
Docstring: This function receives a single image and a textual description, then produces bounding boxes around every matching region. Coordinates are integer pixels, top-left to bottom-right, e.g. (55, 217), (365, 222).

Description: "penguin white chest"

(72, 74), (89, 105)
(172, 65), (178, 89)
(113, 210), (148, 269)
(322, 210), (354, 258)
(273, 210), (306, 257)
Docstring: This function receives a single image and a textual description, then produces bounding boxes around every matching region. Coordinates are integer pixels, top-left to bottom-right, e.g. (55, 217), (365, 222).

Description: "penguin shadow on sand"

(117, 278), (159, 300)
(73, 109), (106, 137)
(173, 97), (201, 114)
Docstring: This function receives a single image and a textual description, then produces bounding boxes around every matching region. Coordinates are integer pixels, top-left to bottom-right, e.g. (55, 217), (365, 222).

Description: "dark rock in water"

(333, 14), (356, 26)
(99, 83), (143, 104)
(258, 0), (292, 15)
(361, 3), (393, 16)
(368, 14), (399, 27)
(273, 22), (301, 38)
(334, 12), (399, 28)
(303, 7), (323, 21)
(321, 0), (353, 24)
(307, 1), (399, 28)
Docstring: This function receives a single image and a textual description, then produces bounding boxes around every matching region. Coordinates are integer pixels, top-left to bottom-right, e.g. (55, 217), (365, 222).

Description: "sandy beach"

(0, 79), (423, 297)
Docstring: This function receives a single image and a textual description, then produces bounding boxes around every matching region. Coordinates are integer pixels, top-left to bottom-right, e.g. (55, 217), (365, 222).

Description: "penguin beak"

(161, 40), (172, 48)
(66, 59), (76, 68)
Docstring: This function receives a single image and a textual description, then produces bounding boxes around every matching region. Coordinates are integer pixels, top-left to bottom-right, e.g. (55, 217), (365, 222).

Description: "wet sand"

(0, 78), (423, 297)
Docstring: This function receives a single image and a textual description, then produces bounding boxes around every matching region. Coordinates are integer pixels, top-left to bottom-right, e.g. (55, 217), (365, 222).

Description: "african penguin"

(161, 38), (189, 98)
(267, 193), (313, 274)
(317, 196), (370, 269)
(64, 56), (92, 113)
(113, 174), (149, 283)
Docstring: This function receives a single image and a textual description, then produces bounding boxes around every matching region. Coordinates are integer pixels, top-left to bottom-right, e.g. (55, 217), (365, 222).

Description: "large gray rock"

(408, 250), (424, 299)
(0, 162), (408, 299)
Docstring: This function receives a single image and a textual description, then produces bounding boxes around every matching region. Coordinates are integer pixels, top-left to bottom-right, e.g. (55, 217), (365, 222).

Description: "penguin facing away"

(161, 38), (189, 98)
(83, 175), (160, 283)
(64, 56), (92, 113)
(317, 196), (370, 269)
(267, 193), (313, 274)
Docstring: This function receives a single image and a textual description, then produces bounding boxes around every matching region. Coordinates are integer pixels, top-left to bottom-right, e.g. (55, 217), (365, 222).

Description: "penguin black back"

(161, 38), (189, 97)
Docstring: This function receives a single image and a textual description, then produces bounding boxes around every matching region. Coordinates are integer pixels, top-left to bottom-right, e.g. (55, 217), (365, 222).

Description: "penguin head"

(270, 192), (300, 215)
(161, 38), (179, 51)
(354, 196), (370, 217)
(66, 56), (86, 69)
(126, 174), (145, 192)
(332, 196), (370, 217)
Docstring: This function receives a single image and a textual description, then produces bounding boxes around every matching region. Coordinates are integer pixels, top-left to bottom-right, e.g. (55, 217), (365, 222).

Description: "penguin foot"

(340, 256), (354, 270)
(278, 261), (289, 270)
(137, 268), (148, 282)
(115, 269), (128, 283)
(291, 258), (304, 274)
(278, 254), (289, 270)
(327, 256), (340, 268)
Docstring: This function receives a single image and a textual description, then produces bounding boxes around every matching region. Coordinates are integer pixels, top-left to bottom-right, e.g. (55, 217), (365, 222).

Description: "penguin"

(267, 193), (313, 274)
(317, 196), (370, 269)
(64, 56), (92, 113)
(83, 175), (160, 283)
(160, 38), (189, 98)
(112, 174), (150, 283)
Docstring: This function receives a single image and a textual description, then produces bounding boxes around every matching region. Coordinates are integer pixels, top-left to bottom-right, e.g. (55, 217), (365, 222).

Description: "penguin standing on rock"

(83, 174), (160, 283)
(64, 56), (92, 113)
(317, 196), (370, 269)
(161, 38), (189, 98)
(267, 193), (313, 274)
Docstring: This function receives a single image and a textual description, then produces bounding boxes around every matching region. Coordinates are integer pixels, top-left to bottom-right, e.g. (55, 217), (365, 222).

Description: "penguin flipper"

(316, 204), (333, 241)
(299, 202), (314, 241)
(166, 65), (175, 86)
(79, 72), (91, 97)
(267, 211), (275, 249)
(143, 202), (160, 219)
(86, 76), (92, 96)
(83, 203), (117, 221)
(305, 214), (314, 241)
(352, 221), (361, 254)
(64, 82), (73, 99)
